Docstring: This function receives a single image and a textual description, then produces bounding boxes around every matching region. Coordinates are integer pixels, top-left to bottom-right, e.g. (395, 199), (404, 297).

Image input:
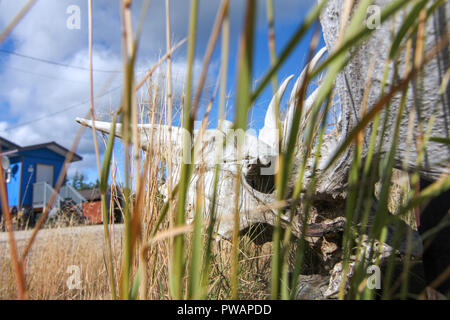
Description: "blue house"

(0, 136), (85, 213)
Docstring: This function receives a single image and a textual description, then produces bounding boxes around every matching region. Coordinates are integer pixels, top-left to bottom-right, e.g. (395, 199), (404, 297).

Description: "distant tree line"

(70, 171), (100, 191)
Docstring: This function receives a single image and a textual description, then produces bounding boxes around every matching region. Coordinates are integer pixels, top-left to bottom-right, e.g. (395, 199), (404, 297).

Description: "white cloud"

(0, 0), (314, 182)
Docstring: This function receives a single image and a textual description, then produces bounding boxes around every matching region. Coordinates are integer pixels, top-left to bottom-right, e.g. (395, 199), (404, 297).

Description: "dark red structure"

(82, 201), (102, 224)
(79, 187), (123, 224)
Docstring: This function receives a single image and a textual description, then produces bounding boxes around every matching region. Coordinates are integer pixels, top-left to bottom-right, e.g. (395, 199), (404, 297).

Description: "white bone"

(258, 75), (294, 150)
(283, 47), (327, 146)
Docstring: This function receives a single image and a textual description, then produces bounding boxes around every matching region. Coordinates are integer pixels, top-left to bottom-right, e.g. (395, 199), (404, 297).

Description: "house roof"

(79, 188), (102, 201)
(0, 136), (20, 152)
(18, 141), (82, 162)
(0, 138), (82, 162)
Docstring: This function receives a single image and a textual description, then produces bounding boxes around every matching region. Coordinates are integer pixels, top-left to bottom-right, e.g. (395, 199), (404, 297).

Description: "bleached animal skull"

(77, 47), (331, 240)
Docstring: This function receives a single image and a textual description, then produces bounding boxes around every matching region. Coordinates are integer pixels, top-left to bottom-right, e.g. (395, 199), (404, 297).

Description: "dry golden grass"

(0, 224), (275, 300)
(0, 225), (122, 299)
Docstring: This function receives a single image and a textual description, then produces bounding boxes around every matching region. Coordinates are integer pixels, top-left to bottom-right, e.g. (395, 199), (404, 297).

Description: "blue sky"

(0, 0), (325, 184)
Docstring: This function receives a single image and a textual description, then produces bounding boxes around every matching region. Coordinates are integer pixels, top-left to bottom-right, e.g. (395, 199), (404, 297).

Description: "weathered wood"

(317, 0), (450, 297)
(317, 0), (450, 197)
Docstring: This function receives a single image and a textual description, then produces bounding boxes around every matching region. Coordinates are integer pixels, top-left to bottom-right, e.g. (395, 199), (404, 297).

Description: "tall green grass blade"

(119, 8), (142, 297)
(251, 0), (327, 103)
(374, 82), (410, 299)
(290, 96), (331, 299)
(130, 267), (141, 300)
(151, 184), (179, 238)
(231, 0), (256, 299)
(201, 1), (230, 298)
(98, 111), (120, 300)
(389, 0), (447, 59)
(399, 174), (450, 216)
(351, 59), (392, 300)
(265, 0), (283, 300)
(429, 137), (450, 145)
(389, 0), (428, 59)
(188, 192), (204, 299)
(171, 0), (198, 300)
(100, 113), (119, 193)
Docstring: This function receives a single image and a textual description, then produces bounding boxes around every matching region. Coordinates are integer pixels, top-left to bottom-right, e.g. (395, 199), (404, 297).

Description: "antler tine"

(287, 47), (327, 107)
(282, 47), (327, 146)
(258, 75), (294, 149)
(76, 118), (121, 136)
(299, 84), (322, 130)
(281, 83), (325, 148)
